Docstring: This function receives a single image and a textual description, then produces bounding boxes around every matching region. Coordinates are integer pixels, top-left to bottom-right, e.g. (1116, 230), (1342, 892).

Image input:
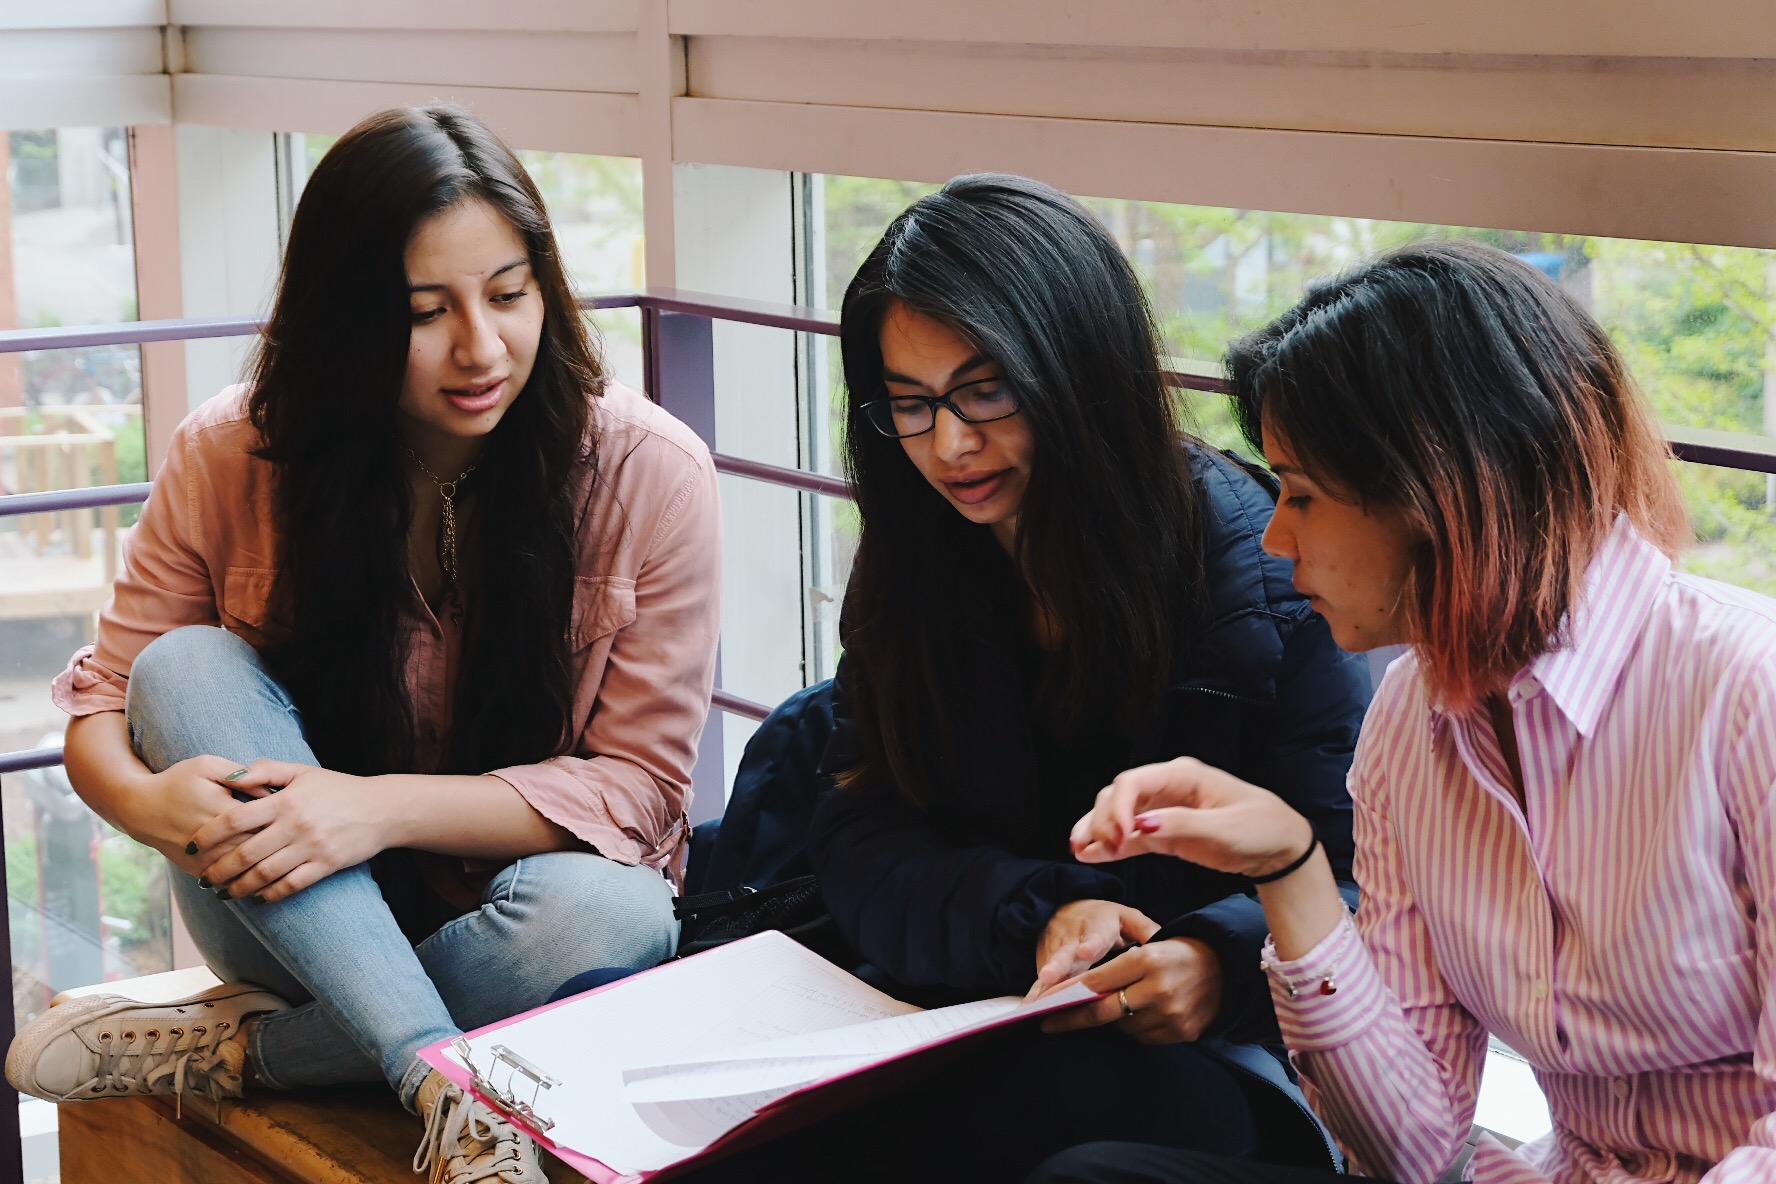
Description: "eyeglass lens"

(868, 381), (1018, 437)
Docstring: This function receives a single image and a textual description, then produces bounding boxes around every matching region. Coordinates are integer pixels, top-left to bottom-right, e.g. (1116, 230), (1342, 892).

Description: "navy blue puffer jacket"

(808, 446), (1370, 1047)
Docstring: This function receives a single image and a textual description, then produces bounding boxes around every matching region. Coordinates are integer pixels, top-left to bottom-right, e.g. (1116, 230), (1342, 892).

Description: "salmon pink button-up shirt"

(52, 382), (720, 884)
(1266, 517), (1776, 1184)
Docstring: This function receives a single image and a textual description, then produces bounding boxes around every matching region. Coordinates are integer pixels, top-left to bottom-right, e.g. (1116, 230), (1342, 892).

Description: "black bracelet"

(1248, 835), (1320, 885)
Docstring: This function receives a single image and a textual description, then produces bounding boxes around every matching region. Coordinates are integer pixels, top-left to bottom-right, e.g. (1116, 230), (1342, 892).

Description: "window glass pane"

(515, 151), (645, 391)
(1, 128), (166, 1045)
(817, 173), (1776, 597)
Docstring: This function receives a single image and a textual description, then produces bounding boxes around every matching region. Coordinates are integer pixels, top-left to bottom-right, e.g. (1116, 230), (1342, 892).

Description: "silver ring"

(1118, 989), (1134, 1019)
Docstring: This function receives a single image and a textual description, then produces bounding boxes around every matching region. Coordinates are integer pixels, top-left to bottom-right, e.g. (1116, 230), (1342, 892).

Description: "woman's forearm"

(62, 711), (160, 839)
(374, 773), (585, 860)
(1256, 846), (1349, 961)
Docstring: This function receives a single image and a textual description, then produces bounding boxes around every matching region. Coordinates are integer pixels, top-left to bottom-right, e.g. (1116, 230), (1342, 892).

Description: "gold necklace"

(402, 447), (476, 586)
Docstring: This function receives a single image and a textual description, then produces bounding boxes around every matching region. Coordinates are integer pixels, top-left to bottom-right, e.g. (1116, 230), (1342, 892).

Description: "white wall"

(673, 162), (805, 793)
(172, 124), (279, 409)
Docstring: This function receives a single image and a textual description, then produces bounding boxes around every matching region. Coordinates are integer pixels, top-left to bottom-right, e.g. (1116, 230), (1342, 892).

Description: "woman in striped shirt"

(1038, 240), (1776, 1184)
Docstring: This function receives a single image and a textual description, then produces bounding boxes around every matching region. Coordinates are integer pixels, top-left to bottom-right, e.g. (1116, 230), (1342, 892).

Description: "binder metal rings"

(451, 1037), (561, 1134)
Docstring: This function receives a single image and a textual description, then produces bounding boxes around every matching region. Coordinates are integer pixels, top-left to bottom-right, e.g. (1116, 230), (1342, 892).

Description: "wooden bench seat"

(50, 970), (589, 1184)
(59, 1087), (589, 1184)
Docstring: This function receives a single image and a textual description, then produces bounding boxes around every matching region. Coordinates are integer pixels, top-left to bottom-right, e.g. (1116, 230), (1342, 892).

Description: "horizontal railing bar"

(637, 288), (841, 336)
(711, 689), (773, 722)
(8, 294), (1776, 480)
(712, 453), (852, 500)
(1665, 424), (1776, 476)
(0, 691), (771, 773)
(0, 316), (263, 355)
(1165, 369), (1231, 394)
(0, 483), (152, 517)
(0, 291), (795, 356)
(0, 748), (62, 775)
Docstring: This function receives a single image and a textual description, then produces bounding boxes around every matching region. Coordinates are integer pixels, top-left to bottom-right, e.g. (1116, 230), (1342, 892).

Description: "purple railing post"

(0, 777), (22, 1184)
(643, 308), (729, 826)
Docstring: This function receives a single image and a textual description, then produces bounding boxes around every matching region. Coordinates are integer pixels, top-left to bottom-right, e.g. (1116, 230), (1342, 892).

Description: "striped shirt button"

(1530, 977), (1550, 999)
(1612, 1077), (1632, 1100)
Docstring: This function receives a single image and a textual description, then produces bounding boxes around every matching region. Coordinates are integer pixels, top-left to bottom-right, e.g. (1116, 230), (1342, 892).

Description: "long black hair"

(246, 104), (603, 776)
(838, 173), (1205, 805)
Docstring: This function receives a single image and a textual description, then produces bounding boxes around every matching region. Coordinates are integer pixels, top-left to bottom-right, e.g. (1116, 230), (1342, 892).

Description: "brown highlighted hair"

(1227, 240), (1687, 711)
(247, 104), (603, 775)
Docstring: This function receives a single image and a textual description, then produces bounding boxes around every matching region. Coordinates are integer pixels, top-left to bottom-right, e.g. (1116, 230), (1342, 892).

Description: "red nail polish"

(1135, 815), (1162, 833)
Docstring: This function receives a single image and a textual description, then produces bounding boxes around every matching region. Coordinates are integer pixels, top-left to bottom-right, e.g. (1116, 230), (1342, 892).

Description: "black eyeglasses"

(860, 377), (1022, 439)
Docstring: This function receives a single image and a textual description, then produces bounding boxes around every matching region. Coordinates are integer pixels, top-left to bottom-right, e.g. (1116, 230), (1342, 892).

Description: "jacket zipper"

(1177, 685), (1267, 706)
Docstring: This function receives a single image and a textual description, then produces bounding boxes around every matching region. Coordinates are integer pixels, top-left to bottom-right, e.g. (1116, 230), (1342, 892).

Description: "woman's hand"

(129, 755), (267, 877)
(1069, 757), (1314, 878)
(188, 760), (395, 902)
(1040, 938), (1225, 1044)
(1029, 898), (1159, 998)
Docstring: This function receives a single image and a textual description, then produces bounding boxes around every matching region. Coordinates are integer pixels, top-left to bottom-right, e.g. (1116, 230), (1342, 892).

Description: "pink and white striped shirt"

(1265, 516), (1776, 1184)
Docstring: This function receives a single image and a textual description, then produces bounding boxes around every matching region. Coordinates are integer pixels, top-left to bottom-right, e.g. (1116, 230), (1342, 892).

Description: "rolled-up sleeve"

(52, 410), (220, 717)
(489, 440), (721, 883)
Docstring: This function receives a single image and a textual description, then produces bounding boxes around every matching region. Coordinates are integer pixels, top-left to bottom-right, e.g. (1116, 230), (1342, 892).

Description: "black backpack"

(673, 680), (855, 965)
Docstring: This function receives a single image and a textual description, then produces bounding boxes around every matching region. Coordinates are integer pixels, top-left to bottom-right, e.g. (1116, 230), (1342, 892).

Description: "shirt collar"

(1430, 515), (1671, 738)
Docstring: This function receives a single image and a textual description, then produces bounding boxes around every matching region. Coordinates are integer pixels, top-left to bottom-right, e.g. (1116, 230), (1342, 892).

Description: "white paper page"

(623, 981), (1098, 1104)
(448, 931), (920, 1175)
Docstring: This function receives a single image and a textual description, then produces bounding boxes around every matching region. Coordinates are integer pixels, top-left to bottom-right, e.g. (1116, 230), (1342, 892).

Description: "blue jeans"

(126, 625), (679, 1108)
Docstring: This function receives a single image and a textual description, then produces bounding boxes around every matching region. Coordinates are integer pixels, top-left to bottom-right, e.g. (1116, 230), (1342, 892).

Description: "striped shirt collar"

(1432, 515), (1671, 738)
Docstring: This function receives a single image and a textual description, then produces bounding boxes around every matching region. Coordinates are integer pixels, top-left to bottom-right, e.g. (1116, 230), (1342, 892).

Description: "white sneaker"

(4, 981), (287, 1109)
(413, 1071), (545, 1184)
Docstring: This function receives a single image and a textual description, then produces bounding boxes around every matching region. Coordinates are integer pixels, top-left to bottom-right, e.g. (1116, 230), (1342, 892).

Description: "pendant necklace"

(403, 447), (476, 587)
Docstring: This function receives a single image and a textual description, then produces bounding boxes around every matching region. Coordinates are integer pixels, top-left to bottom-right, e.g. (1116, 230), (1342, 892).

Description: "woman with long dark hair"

(688, 174), (1371, 1183)
(6, 105), (720, 1182)
(1045, 242), (1772, 1184)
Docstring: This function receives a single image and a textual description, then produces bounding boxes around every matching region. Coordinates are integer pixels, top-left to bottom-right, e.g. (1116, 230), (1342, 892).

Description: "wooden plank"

(672, 97), (1776, 252)
(0, 585), (110, 621)
(182, 27), (641, 95)
(171, 74), (643, 157)
(59, 1098), (293, 1184)
(0, 75), (171, 132)
(667, 0), (1776, 59)
(169, 0), (636, 34)
(55, 1080), (590, 1183)
(687, 37), (1776, 156)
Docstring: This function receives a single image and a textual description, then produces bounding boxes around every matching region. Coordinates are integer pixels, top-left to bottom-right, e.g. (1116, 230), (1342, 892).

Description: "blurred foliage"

(5, 832), (36, 905)
(97, 833), (172, 974)
(822, 177), (1776, 596)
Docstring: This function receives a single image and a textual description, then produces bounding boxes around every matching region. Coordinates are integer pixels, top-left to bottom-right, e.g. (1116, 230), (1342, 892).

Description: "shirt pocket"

(219, 566), (279, 645)
(571, 575), (638, 650)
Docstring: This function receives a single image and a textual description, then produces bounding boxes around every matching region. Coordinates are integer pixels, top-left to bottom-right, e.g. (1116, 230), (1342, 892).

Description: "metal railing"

(8, 286), (1776, 771)
(0, 290), (839, 757)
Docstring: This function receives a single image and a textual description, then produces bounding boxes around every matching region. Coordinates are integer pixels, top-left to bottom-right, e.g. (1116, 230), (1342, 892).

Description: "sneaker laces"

(82, 1019), (246, 1120)
(414, 1081), (539, 1184)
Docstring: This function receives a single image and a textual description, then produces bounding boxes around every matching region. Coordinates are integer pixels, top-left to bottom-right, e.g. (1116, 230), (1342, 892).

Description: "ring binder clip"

(450, 1037), (560, 1133)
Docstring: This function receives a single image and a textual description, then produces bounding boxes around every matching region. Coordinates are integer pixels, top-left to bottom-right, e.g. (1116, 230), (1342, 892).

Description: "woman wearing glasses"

(706, 174), (1372, 1182)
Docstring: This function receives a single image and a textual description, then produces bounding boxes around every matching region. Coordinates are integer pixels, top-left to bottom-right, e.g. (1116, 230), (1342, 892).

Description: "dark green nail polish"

(251, 895), (267, 906)
(198, 877), (211, 890)
(225, 768), (249, 781)
(185, 842), (198, 856)
(215, 889), (231, 901)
